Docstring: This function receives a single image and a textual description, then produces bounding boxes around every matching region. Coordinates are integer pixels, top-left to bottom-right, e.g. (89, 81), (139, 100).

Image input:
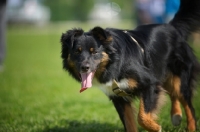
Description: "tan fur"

(163, 73), (196, 131)
(173, 76), (181, 97)
(78, 47), (82, 52)
(163, 73), (181, 97)
(104, 36), (113, 44)
(163, 74), (183, 126)
(128, 78), (138, 89)
(163, 74), (182, 116)
(90, 48), (94, 53)
(124, 103), (138, 132)
(180, 98), (196, 132)
(138, 98), (161, 132)
(95, 52), (109, 78)
(170, 97), (182, 117)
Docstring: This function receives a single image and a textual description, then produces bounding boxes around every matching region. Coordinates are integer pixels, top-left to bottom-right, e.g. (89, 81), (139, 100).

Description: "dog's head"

(61, 26), (114, 88)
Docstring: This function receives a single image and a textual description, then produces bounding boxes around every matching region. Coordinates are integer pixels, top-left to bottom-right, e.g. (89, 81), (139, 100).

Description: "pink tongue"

(80, 72), (94, 93)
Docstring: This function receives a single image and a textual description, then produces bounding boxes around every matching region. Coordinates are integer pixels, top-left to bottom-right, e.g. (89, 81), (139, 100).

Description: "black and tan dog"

(61, 0), (200, 131)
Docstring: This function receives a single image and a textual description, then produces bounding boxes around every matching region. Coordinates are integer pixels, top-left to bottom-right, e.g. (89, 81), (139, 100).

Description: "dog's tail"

(170, 0), (200, 98)
(170, 0), (200, 39)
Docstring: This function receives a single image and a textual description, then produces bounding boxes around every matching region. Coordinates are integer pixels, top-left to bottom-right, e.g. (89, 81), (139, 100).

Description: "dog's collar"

(112, 79), (130, 96)
(123, 31), (144, 53)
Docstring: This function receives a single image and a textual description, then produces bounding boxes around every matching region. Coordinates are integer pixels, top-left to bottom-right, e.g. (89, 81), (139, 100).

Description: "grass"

(0, 22), (200, 132)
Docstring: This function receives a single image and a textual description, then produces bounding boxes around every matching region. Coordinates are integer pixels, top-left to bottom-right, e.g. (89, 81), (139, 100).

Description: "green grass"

(0, 22), (200, 132)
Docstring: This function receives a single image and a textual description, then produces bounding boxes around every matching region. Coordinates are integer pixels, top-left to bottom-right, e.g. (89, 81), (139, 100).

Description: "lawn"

(0, 22), (200, 132)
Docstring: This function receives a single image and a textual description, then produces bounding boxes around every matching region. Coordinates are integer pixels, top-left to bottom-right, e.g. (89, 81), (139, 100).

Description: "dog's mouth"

(79, 71), (95, 93)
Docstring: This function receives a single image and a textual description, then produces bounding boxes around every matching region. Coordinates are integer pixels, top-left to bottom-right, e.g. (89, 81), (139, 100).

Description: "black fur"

(61, 0), (200, 131)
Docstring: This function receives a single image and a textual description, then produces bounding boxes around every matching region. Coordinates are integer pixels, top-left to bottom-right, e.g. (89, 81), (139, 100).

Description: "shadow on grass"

(43, 119), (124, 132)
(42, 119), (195, 132)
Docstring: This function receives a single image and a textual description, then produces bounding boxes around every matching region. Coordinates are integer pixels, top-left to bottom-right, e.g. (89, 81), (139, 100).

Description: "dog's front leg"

(111, 97), (137, 132)
(137, 85), (164, 132)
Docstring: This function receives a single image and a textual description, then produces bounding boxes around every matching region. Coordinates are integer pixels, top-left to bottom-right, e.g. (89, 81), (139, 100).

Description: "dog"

(61, 0), (200, 131)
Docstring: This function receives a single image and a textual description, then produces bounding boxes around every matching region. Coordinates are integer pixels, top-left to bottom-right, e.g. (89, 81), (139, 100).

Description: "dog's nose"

(81, 64), (90, 72)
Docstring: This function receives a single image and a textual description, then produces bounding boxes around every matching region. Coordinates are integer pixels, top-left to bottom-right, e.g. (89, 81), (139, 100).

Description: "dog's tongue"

(80, 72), (94, 93)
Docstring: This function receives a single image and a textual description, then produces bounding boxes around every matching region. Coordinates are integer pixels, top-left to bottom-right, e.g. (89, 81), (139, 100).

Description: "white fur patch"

(159, 127), (162, 132)
(93, 79), (129, 96)
(118, 79), (129, 90)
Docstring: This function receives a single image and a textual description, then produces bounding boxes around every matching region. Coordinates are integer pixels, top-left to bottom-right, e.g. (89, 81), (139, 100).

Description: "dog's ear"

(91, 27), (113, 44)
(61, 28), (83, 58)
(61, 28), (83, 49)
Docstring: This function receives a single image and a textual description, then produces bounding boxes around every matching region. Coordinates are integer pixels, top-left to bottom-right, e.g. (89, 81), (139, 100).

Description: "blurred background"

(6, 0), (132, 26)
(1, 0), (200, 132)
(5, 0), (183, 27)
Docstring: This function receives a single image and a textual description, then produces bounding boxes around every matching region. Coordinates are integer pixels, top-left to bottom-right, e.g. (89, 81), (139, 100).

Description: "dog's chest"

(93, 79), (129, 96)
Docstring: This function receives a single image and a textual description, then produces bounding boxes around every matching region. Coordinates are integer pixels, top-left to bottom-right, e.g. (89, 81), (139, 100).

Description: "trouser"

(0, 0), (6, 64)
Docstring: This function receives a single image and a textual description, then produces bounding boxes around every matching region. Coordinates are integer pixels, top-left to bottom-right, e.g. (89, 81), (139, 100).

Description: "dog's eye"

(90, 48), (97, 54)
(75, 48), (82, 54)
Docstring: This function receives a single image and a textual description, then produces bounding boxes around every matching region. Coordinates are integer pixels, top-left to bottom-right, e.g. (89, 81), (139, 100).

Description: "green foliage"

(42, 0), (134, 21)
(43, 0), (94, 21)
(0, 23), (200, 132)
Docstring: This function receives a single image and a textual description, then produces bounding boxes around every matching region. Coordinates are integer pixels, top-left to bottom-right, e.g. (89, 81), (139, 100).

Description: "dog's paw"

(172, 114), (182, 126)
